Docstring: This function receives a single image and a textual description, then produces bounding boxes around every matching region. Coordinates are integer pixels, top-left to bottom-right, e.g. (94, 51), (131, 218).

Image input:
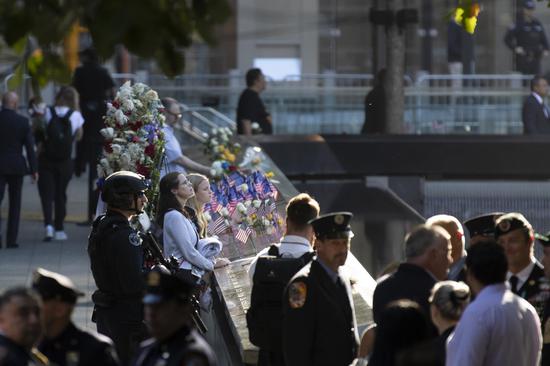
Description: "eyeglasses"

(167, 111), (182, 119)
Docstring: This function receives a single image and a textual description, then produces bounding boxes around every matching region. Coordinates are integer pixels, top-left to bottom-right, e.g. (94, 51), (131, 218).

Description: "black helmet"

(103, 171), (149, 209)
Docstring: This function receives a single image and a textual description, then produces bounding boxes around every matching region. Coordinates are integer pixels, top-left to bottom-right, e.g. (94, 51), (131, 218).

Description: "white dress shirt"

(247, 235), (313, 282)
(45, 106), (85, 135)
(533, 92), (549, 118)
(160, 125), (186, 178)
(506, 256), (536, 291)
(163, 210), (213, 271)
(446, 283), (542, 366)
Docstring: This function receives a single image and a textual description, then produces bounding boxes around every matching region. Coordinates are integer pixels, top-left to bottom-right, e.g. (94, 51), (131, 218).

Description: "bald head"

(2, 92), (18, 110)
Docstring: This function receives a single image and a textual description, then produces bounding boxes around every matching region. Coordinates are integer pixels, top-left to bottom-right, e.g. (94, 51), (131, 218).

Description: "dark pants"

(75, 139), (102, 221)
(258, 349), (285, 366)
(517, 55), (541, 75)
(0, 175), (23, 246)
(37, 157), (73, 230)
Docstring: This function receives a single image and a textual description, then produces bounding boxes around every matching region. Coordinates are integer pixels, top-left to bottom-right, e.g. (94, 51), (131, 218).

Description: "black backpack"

(44, 107), (74, 161)
(246, 245), (314, 351)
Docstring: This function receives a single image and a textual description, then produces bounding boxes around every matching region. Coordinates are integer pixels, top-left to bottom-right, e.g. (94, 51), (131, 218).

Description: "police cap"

(32, 268), (84, 304)
(143, 269), (194, 305)
(463, 212), (504, 238)
(309, 212), (353, 240)
(523, 0), (536, 9)
(102, 171), (149, 203)
(494, 213), (532, 239)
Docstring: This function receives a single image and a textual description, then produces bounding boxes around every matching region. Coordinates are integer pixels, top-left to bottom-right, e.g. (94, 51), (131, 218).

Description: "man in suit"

(495, 212), (547, 321)
(372, 225), (452, 330)
(282, 212), (359, 366)
(522, 75), (550, 134)
(0, 92), (37, 248)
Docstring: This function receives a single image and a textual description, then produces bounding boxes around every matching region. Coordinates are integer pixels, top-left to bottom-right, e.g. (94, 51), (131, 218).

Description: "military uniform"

(282, 213), (359, 366)
(0, 334), (39, 365)
(533, 231), (550, 365)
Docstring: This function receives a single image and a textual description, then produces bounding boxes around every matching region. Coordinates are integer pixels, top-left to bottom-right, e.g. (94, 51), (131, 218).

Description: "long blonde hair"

(55, 86), (80, 110)
(187, 173), (209, 238)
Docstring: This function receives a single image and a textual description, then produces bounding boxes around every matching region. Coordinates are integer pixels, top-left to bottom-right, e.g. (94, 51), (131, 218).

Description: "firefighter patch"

(129, 232), (141, 246)
(288, 281), (307, 309)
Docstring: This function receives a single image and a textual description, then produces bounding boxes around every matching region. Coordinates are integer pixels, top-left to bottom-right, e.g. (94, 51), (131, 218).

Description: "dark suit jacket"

(282, 260), (359, 366)
(516, 261), (547, 320)
(372, 263), (436, 326)
(0, 108), (37, 175)
(522, 94), (550, 134)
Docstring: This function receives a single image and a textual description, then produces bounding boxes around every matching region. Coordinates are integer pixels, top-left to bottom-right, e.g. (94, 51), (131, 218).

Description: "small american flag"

(267, 198), (276, 213)
(209, 214), (228, 235)
(235, 225), (252, 243)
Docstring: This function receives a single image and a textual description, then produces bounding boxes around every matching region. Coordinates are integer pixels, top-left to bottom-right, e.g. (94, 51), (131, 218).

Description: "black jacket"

(0, 334), (36, 365)
(0, 108), (37, 175)
(515, 261), (548, 320)
(522, 94), (550, 134)
(282, 260), (359, 366)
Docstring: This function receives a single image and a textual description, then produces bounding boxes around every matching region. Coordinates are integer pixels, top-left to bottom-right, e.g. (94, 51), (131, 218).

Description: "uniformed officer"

(32, 267), (120, 366)
(282, 212), (359, 366)
(533, 231), (550, 366)
(495, 212), (547, 320)
(0, 287), (44, 365)
(88, 171), (149, 366)
(504, 0), (550, 75)
(463, 212), (504, 246)
(132, 268), (216, 366)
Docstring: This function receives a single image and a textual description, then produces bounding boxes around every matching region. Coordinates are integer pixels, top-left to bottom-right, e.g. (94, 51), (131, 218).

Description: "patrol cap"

(463, 212), (504, 238)
(143, 269), (194, 305)
(32, 268), (84, 304)
(535, 231), (550, 247)
(494, 212), (532, 239)
(102, 171), (149, 202)
(309, 212), (353, 240)
(523, 0), (536, 9)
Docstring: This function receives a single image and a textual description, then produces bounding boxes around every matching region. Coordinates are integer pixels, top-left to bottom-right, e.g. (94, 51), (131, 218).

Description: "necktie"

(543, 104), (549, 119)
(509, 275), (519, 294)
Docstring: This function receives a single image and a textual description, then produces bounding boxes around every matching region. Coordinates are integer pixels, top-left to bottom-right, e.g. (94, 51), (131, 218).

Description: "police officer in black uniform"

(132, 268), (216, 366)
(88, 171), (149, 366)
(33, 267), (120, 366)
(282, 212), (359, 366)
(505, 0), (550, 75)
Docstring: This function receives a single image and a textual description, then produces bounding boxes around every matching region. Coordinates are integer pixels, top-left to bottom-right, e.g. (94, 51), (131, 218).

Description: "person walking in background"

(447, 10), (475, 78)
(72, 47), (115, 225)
(0, 92), (37, 249)
(236, 68), (272, 135)
(446, 241), (542, 366)
(505, 0), (549, 75)
(522, 75), (550, 134)
(36, 86), (84, 241)
(361, 69), (386, 134)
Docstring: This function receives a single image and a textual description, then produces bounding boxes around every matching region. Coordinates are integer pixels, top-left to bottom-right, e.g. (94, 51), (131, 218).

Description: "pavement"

(0, 172), (95, 330)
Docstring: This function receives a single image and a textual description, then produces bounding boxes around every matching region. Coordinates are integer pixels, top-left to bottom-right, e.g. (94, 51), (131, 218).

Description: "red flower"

(124, 111), (132, 116)
(112, 100), (120, 109)
(137, 164), (150, 177)
(132, 136), (140, 142)
(103, 142), (113, 153)
(144, 144), (155, 157)
(130, 121), (142, 131)
(229, 165), (237, 172)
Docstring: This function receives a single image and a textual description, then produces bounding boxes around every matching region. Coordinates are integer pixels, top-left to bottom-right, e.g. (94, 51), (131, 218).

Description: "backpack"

(246, 244), (314, 351)
(44, 107), (74, 161)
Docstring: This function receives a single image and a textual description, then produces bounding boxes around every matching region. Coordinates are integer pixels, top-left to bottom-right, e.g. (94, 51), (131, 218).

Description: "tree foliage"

(0, 0), (230, 88)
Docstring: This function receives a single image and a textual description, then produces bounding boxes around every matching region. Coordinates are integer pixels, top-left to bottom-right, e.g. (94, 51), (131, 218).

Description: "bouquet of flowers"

(203, 127), (241, 178)
(97, 81), (166, 215)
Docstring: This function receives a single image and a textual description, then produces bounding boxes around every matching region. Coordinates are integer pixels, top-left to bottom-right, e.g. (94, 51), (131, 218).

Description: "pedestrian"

(361, 69), (386, 134)
(504, 0), (549, 75)
(72, 47), (115, 224)
(156, 172), (214, 285)
(532, 231), (550, 366)
(88, 171), (149, 366)
(0, 91), (38, 249)
(236, 68), (272, 135)
(159, 98), (211, 178)
(426, 214), (466, 281)
(495, 212), (546, 320)
(37, 86), (84, 241)
(446, 241), (542, 365)
(0, 287), (44, 365)
(463, 212), (504, 246)
(282, 212), (359, 366)
(131, 268), (216, 366)
(447, 10), (475, 78)
(32, 267), (120, 366)
(372, 224), (452, 328)
(522, 75), (550, 134)
(247, 193), (320, 366)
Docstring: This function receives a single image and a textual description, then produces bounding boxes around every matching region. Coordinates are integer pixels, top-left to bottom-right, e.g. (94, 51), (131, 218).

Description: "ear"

(171, 188), (178, 195)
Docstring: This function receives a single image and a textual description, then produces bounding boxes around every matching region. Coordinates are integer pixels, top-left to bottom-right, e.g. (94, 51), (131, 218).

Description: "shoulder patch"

(288, 281), (307, 309)
(129, 232), (141, 246)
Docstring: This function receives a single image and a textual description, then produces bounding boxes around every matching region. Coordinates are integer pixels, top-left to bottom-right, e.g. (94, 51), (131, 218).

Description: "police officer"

(504, 0), (550, 75)
(0, 287), (44, 365)
(32, 267), (120, 366)
(88, 171), (149, 366)
(132, 268), (216, 366)
(282, 212), (359, 366)
(463, 212), (504, 246)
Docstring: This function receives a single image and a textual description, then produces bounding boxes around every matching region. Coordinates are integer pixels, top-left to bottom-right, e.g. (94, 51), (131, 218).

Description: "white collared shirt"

(506, 256), (536, 290)
(532, 92), (549, 118)
(247, 235), (313, 282)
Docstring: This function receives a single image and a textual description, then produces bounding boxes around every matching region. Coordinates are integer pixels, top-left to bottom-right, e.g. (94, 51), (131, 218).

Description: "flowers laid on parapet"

(204, 127), (241, 177)
(97, 81), (165, 214)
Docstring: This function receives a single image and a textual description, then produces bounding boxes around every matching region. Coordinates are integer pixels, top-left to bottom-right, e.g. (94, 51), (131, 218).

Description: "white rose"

(145, 90), (158, 102)
(210, 138), (219, 146)
(244, 200), (252, 208)
(239, 183), (248, 193)
(252, 200), (261, 208)
(221, 208), (229, 217)
(203, 212), (212, 222)
(237, 203), (247, 214)
(133, 83), (146, 95)
(111, 144), (123, 154)
(122, 99), (134, 112)
(211, 128), (218, 135)
(115, 110), (127, 124)
(100, 127), (114, 139)
(210, 168), (218, 177)
(267, 226), (275, 235)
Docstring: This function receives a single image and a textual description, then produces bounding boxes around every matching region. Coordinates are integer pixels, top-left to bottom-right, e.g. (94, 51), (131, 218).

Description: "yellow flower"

(265, 171), (274, 178)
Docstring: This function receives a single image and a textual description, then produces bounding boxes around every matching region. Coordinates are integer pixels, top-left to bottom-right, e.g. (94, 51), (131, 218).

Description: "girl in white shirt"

(157, 172), (214, 284)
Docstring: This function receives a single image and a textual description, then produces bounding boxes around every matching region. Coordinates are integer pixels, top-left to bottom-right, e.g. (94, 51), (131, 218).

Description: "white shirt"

(446, 283), (542, 366)
(506, 256), (536, 291)
(45, 106), (85, 135)
(533, 92), (549, 118)
(161, 125), (186, 178)
(163, 210), (213, 271)
(247, 235), (312, 282)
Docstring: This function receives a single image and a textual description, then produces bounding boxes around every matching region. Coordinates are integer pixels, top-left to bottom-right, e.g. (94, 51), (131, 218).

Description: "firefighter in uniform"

(33, 267), (120, 366)
(88, 171), (149, 366)
(504, 0), (549, 75)
(282, 212), (359, 366)
(132, 268), (216, 366)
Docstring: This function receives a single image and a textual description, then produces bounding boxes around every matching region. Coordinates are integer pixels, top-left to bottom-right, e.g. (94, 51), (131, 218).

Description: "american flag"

(208, 214), (228, 235)
(227, 188), (238, 215)
(235, 225), (252, 243)
(268, 181), (279, 200)
(266, 198), (276, 213)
